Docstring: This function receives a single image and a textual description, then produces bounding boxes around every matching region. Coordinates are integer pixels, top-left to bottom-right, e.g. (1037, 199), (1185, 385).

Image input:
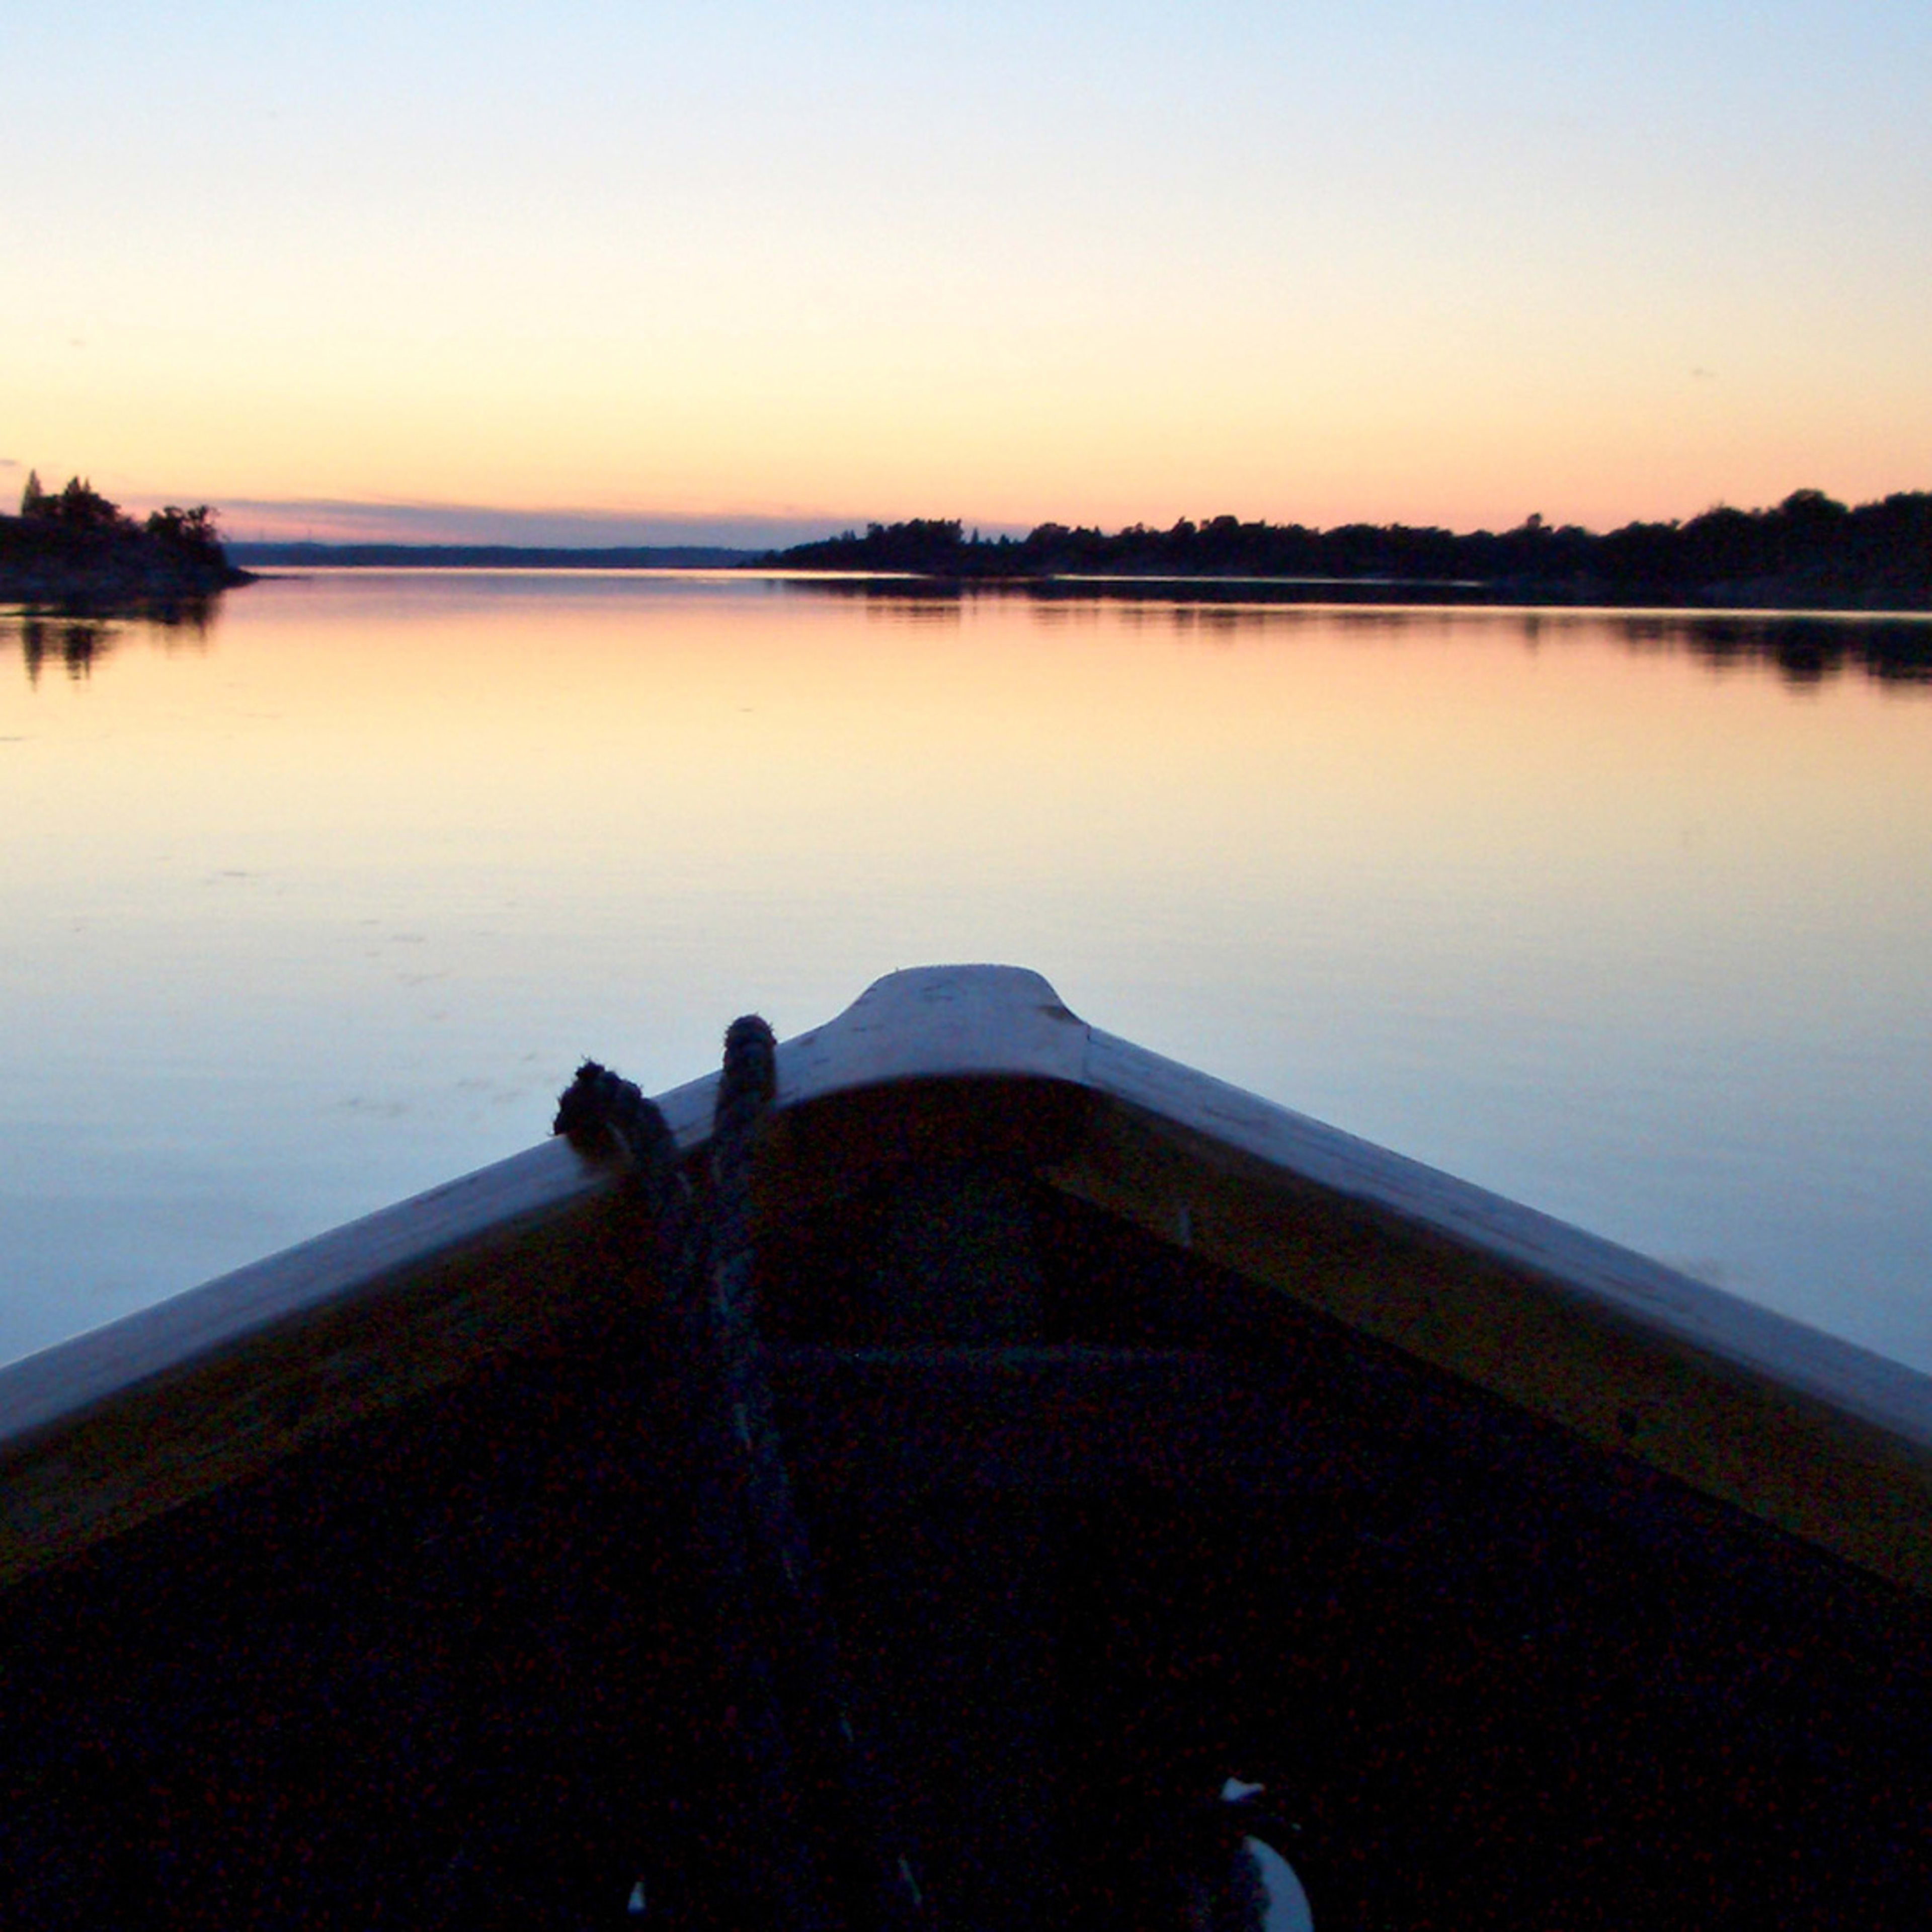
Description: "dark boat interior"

(3, 1141), (1929, 1928)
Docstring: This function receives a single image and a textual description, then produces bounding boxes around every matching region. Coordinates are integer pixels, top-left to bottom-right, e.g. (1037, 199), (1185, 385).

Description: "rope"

(556, 1028), (925, 1930)
(553, 1059), (684, 1223)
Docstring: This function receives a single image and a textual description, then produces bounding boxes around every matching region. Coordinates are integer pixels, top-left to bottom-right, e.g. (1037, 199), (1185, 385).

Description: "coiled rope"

(556, 1027), (924, 1930)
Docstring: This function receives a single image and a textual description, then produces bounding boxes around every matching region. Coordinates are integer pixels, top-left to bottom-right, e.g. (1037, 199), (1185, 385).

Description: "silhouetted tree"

(37, 476), (130, 533)
(145, 505), (222, 560)
(760, 489), (1931, 607)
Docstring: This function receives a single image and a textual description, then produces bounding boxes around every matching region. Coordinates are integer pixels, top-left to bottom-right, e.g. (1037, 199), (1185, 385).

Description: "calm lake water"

(4, 572), (1930, 1373)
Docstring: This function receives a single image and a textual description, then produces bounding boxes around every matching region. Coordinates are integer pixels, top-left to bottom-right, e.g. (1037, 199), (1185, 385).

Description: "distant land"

(760, 490), (1932, 611)
(10, 479), (1931, 612)
(0, 474), (250, 605)
(228, 541), (757, 570)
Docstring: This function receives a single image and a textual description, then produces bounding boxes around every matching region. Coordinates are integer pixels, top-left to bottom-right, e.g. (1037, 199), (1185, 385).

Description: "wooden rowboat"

(2, 965), (1928, 1927)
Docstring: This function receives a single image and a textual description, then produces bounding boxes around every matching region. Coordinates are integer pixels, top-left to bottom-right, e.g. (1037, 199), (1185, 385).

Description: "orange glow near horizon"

(7, 7), (1929, 540)
(16, 317), (1930, 543)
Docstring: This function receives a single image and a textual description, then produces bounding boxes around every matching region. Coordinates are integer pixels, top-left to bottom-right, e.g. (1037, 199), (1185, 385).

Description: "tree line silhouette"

(1, 472), (246, 603)
(764, 490), (1932, 608)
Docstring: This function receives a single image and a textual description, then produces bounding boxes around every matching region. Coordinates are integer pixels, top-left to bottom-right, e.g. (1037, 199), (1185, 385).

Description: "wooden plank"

(0, 1140), (652, 1590)
(767, 1345), (1304, 1498)
(1082, 1023), (1932, 1452)
(745, 965), (1932, 1590)
(772, 963), (1088, 1094)
(1059, 1030), (1932, 1593)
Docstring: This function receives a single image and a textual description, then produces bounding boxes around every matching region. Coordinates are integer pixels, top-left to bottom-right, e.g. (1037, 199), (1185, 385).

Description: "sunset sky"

(6, 2), (1928, 545)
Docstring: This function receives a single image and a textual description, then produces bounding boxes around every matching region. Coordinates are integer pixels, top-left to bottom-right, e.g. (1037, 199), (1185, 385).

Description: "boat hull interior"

(3, 1143), (1927, 1928)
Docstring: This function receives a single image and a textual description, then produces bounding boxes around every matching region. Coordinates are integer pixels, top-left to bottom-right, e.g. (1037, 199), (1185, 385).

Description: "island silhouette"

(756, 490), (1932, 611)
(11, 474), (1929, 612)
(0, 473), (250, 607)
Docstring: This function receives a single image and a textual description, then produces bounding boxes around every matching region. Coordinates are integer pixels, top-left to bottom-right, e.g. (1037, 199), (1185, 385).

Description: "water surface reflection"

(4, 605), (217, 683)
(2, 573), (1928, 1373)
(809, 581), (1932, 691)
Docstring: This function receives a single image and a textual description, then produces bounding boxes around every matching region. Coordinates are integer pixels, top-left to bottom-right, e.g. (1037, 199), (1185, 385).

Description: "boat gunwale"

(1077, 1022), (1932, 1456)
(1, 963), (1927, 1596)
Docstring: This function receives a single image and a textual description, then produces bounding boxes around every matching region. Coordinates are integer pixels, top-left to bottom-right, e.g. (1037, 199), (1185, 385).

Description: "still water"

(3, 573), (1930, 1373)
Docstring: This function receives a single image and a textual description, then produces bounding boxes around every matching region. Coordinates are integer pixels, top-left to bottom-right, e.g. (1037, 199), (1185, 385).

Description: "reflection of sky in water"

(3, 575), (1930, 1373)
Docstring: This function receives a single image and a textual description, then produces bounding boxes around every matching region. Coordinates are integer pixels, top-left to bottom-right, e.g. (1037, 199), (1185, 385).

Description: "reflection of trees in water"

(6, 600), (217, 685)
(785, 576), (1932, 690)
(19, 618), (111, 682)
(1612, 614), (1932, 689)
(1338, 607), (1932, 689)
(858, 595), (964, 628)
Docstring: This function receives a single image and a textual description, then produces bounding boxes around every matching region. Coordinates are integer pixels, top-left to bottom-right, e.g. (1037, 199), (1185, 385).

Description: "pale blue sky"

(6, 2), (1928, 540)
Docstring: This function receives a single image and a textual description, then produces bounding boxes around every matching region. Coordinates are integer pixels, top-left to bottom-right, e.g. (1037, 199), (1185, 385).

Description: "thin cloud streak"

(214, 499), (881, 551)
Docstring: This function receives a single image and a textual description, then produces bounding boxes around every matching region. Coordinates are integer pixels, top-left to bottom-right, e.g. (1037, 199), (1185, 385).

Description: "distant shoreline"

(752, 495), (1932, 612)
(14, 484), (1928, 614)
(1, 489), (251, 609)
(218, 547), (1931, 614)
(220, 488), (1932, 612)
(0, 547), (252, 609)
(227, 541), (758, 572)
